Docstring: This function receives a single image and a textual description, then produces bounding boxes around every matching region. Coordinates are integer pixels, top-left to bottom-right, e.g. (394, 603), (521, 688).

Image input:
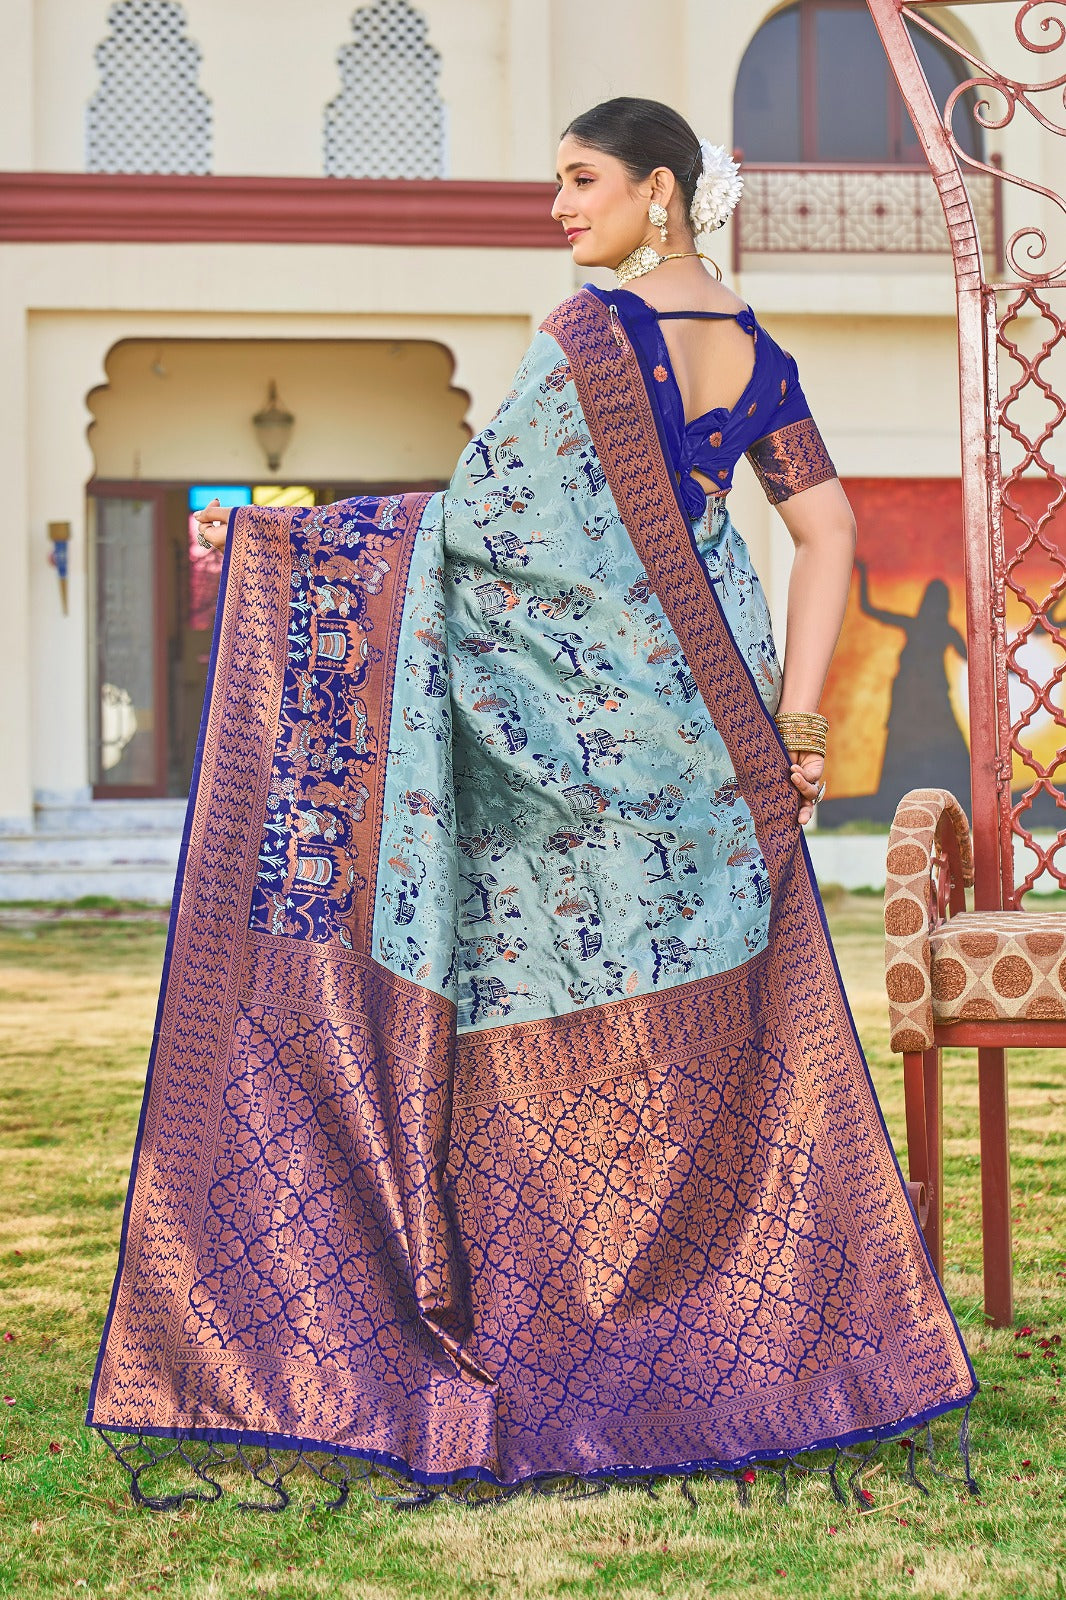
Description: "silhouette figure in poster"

(1010, 587), (1066, 830)
(820, 561), (970, 825)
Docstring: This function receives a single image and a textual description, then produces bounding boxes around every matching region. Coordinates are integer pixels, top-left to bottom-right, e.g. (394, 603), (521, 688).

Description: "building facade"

(0, 0), (1033, 894)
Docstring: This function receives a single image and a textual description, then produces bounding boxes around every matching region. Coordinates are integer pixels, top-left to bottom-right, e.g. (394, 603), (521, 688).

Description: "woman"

(89, 99), (976, 1508)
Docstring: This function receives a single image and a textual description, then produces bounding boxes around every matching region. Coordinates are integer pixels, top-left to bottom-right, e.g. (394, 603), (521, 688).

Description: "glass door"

(92, 491), (166, 795)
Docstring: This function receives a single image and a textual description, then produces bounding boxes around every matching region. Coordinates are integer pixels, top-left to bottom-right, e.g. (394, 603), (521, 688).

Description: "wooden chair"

(868, 1), (1066, 1326)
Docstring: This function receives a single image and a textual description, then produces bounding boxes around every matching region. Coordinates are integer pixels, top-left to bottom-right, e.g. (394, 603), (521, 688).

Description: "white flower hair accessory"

(689, 140), (743, 235)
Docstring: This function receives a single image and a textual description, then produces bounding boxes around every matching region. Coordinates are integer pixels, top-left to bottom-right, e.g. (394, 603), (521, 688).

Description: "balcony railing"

(733, 162), (1002, 269)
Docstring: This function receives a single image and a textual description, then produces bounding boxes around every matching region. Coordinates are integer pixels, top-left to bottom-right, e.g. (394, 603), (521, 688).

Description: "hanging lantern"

(252, 380), (295, 472)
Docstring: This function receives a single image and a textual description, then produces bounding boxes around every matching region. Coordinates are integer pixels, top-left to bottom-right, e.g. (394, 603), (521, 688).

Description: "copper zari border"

(89, 505), (295, 1424)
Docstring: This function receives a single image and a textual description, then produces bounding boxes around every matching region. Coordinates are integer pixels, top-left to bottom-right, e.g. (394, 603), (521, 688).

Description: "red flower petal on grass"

(1015, 1352), (1032, 1360)
(898, 1518), (909, 1526)
(2, 1398), (14, 1406)
(48, 1442), (61, 1455)
(2, 1333), (13, 1343)
(1021, 1459), (1032, 1468)
(828, 1525), (838, 1534)
(1016, 1326), (1033, 1338)
(774, 1570), (787, 1578)
(858, 1488), (875, 1505)
(742, 1469), (757, 1484)
(898, 1437), (914, 1449)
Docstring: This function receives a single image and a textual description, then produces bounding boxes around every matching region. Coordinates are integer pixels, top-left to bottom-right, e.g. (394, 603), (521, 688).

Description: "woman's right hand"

(193, 498), (231, 552)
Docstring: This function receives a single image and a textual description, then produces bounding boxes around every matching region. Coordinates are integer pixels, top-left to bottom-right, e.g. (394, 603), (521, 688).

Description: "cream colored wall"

(1, 0), (34, 169)
(20, 0), (511, 179)
(0, 264), (33, 825)
(90, 338), (472, 482)
(549, 0), (684, 135)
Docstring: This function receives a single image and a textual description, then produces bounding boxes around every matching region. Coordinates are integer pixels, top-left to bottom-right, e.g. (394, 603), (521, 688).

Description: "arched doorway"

(87, 338), (469, 797)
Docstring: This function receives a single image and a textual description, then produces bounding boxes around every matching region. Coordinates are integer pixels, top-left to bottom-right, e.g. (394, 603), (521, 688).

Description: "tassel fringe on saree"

(88, 290), (977, 1510)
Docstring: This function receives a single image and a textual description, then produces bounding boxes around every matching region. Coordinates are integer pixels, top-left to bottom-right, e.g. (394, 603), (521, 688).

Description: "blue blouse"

(585, 284), (837, 519)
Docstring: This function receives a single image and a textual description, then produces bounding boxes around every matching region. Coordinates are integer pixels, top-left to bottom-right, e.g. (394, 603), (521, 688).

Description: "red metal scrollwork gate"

(869, 0), (1066, 1326)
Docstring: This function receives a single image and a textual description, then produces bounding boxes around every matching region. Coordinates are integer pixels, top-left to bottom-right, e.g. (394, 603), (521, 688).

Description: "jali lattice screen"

(86, 0), (212, 175)
(324, 0), (446, 179)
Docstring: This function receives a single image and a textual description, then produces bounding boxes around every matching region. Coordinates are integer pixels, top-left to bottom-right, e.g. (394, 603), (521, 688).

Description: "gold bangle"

(775, 711), (828, 757)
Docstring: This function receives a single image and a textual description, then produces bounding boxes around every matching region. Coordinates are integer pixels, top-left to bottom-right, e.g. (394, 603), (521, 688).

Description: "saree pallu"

(88, 290), (976, 1499)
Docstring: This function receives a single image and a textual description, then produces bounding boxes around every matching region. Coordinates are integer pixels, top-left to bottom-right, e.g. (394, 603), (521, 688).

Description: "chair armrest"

(884, 788), (974, 1052)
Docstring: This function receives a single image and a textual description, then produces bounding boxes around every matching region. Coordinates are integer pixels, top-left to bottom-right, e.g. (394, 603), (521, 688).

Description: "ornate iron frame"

(869, 0), (1066, 1326)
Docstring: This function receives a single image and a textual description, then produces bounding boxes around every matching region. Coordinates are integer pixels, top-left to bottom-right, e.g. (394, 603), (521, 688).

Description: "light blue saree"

(88, 289), (976, 1507)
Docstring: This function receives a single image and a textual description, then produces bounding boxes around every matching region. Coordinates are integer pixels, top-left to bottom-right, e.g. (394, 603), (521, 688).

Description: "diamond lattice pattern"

(324, 0), (445, 179)
(996, 286), (1066, 896)
(86, 0), (211, 175)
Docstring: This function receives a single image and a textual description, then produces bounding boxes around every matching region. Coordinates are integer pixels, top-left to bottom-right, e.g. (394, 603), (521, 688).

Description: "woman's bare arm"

(772, 476), (857, 825)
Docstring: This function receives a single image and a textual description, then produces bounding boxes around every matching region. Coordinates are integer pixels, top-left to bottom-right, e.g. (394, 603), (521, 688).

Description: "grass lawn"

(0, 898), (1064, 1599)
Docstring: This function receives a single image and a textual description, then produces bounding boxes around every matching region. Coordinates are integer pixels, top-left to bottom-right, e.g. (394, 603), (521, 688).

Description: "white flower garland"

(689, 140), (743, 235)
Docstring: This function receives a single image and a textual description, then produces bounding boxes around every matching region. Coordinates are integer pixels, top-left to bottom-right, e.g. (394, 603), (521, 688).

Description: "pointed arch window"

(324, 0), (446, 180)
(734, 1), (983, 164)
(86, 0), (212, 174)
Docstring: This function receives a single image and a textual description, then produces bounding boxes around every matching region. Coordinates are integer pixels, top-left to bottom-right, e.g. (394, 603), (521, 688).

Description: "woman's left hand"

(193, 498), (230, 552)
(788, 752), (825, 827)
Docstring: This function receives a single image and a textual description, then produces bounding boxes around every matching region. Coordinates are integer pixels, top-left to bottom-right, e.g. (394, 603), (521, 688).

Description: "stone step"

(34, 797), (188, 835)
(0, 861), (177, 904)
(0, 797), (185, 902)
(0, 833), (181, 868)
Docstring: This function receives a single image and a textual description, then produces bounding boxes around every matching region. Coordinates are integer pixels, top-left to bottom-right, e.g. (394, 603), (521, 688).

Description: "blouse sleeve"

(746, 361), (838, 505)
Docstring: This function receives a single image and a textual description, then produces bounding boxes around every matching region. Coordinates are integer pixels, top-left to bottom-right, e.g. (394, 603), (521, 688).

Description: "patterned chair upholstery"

(883, 788), (1066, 1326)
(886, 791), (1066, 1050)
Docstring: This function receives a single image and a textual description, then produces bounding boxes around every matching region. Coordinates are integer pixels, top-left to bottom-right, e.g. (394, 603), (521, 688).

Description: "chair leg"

(923, 1046), (944, 1277)
(978, 1046), (1014, 1327)
(903, 1049), (942, 1273)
